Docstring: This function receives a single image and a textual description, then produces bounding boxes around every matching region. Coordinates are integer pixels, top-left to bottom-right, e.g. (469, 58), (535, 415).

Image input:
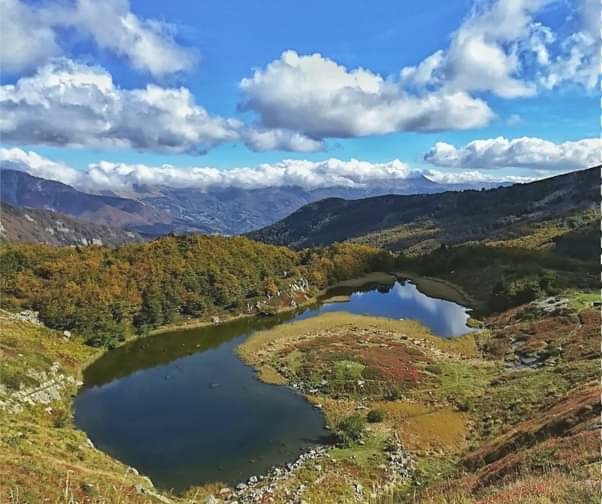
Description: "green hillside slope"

(249, 167), (598, 257)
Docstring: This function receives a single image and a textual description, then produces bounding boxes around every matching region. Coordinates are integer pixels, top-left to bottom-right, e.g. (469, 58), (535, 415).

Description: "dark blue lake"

(74, 279), (472, 492)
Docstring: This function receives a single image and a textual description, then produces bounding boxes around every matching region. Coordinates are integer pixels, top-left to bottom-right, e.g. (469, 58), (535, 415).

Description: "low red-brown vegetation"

(563, 309), (599, 360)
(463, 381), (599, 471)
(359, 343), (428, 385)
(292, 330), (431, 388)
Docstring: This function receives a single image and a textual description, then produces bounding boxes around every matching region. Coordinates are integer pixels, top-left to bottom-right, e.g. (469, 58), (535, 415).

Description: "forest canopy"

(0, 235), (389, 347)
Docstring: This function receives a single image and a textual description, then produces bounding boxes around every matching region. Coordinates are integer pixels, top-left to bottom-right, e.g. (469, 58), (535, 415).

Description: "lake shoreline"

(73, 271), (476, 497)
(235, 311), (480, 502)
(394, 271), (477, 310)
(148, 271), (401, 336)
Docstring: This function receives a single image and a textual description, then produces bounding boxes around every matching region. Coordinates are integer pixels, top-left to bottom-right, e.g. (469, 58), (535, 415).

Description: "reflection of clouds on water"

(328, 281), (472, 337)
(393, 282), (438, 314)
(308, 280), (472, 337)
(392, 281), (471, 337)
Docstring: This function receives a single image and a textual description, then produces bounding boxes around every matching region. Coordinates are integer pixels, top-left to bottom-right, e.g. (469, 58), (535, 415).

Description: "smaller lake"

(308, 280), (472, 338)
(74, 279), (473, 492)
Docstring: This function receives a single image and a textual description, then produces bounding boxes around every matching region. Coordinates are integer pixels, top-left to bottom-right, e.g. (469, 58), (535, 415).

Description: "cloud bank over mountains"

(0, 148), (426, 193)
(4, 138), (595, 197)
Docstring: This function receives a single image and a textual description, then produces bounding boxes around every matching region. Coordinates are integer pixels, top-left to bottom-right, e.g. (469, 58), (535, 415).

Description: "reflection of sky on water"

(309, 281), (471, 337)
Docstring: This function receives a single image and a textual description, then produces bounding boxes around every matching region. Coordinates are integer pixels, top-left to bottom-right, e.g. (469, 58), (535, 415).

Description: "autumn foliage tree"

(0, 235), (386, 347)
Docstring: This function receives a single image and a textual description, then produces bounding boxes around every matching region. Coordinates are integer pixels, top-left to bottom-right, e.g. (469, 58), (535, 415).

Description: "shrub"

(52, 408), (70, 428)
(367, 408), (385, 423)
(384, 387), (402, 401)
(335, 413), (366, 447)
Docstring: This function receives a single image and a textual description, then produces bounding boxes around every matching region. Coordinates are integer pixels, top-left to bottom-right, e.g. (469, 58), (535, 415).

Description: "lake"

(74, 279), (473, 492)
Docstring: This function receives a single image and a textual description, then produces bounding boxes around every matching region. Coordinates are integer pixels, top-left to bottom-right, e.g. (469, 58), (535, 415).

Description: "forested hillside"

(249, 167), (598, 255)
(0, 235), (388, 347)
(397, 244), (598, 313)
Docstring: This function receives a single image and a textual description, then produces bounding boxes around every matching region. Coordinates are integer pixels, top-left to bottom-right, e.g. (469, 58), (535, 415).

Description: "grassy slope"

(396, 245), (598, 314)
(350, 209), (598, 256)
(238, 288), (599, 503)
(0, 311), (201, 504)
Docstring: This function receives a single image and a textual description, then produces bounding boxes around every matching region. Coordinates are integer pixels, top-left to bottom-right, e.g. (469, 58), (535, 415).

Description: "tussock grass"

(377, 401), (468, 452)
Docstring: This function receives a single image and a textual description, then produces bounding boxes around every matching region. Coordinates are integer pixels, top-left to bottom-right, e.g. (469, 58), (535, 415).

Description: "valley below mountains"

(0, 164), (598, 504)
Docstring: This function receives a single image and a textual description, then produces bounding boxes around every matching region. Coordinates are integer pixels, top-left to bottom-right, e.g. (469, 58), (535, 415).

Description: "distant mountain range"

(0, 169), (169, 231)
(0, 167), (513, 238)
(0, 203), (141, 246)
(126, 176), (497, 235)
(248, 166), (598, 255)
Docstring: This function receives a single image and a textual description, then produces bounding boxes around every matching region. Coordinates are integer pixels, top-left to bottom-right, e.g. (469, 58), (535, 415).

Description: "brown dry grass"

(377, 401), (469, 453)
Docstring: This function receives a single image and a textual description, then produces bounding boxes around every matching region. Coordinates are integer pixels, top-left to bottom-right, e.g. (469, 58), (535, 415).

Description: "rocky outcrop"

(0, 361), (81, 414)
(8, 310), (42, 325)
(205, 436), (414, 503)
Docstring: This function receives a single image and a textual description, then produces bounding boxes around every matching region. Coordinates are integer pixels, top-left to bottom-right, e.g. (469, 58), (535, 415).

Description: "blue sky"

(0, 0), (598, 190)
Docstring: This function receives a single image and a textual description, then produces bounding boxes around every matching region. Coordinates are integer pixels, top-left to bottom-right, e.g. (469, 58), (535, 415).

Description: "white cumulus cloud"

(539, 31), (598, 90)
(239, 50), (494, 140)
(0, 59), (241, 153)
(242, 128), (324, 153)
(0, 58), (336, 154)
(0, 0), (62, 74)
(400, 0), (597, 97)
(424, 137), (600, 170)
(0, 0), (196, 76)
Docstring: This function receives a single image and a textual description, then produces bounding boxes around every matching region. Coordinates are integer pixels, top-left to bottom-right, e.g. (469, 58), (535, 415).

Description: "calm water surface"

(74, 280), (473, 491)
